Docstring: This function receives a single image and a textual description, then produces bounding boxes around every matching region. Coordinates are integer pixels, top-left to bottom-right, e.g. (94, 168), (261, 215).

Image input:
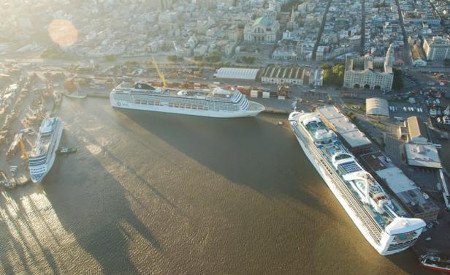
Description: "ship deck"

(113, 83), (239, 103)
(290, 112), (414, 244)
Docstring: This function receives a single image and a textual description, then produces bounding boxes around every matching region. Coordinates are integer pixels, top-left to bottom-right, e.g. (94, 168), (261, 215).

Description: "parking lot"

(388, 102), (427, 120)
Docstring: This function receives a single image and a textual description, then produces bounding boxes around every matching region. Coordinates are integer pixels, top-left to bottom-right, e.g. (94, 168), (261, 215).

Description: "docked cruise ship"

(29, 117), (63, 183)
(110, 82), (265, 118)
(288, 110), (426, 255)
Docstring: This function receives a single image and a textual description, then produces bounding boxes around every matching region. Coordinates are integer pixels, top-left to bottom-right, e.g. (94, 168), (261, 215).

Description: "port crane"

(151, 58), (166, 88)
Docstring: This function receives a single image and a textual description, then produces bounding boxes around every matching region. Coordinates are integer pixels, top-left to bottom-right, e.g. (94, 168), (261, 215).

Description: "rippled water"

(0, 98), (430, 274)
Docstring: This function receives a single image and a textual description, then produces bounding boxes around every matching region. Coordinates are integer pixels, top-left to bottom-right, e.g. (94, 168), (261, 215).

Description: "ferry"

(29, 117), (63, 183)
(110, 82), (265, 118)
(288, 110), (426, 255)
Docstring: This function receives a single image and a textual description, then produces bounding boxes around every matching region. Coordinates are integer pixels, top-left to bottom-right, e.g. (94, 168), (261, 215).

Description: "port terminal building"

(360, 151), (440, 222)
(399, 116), (443, 169)
(317, 105), (372, 154)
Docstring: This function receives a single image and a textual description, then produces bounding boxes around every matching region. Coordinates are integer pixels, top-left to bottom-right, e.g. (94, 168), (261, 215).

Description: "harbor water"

(0, 98), (432, 274)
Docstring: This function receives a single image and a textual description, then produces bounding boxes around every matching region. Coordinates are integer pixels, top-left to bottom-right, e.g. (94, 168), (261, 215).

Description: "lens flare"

(48, 19), (78, 47)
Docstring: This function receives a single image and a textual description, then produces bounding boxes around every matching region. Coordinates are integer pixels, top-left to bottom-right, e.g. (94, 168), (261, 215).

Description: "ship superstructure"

(289, 111), (426, 255)
(110, 82), (265, 118)
(29, 117), (63, 183)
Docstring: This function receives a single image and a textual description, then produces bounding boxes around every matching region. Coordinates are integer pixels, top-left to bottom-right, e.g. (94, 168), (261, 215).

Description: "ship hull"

(110, 96), (264, 118)
(30, 120), (63, 183)
(289, 114), (413, 255)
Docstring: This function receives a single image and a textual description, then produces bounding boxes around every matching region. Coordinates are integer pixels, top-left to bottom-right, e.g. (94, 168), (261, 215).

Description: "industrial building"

(260, 65), (321, 86)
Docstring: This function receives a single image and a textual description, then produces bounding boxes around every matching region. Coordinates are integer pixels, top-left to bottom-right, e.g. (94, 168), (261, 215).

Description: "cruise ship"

(110, 82), (265, 118)
(288, 110), (426, 255)
(29, 117), (63, 183)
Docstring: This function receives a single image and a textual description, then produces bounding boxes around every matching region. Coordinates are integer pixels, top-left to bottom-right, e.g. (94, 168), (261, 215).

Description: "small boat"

(63, 90), (87, 99)
(57, 147), (77, 155)
(420, 254), (450, 273)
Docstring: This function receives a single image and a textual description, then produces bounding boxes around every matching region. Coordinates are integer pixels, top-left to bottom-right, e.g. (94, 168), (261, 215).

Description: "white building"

(423, 36), (450, 61)
(244, 16), (279, 43)
(343, 44), (394, 91)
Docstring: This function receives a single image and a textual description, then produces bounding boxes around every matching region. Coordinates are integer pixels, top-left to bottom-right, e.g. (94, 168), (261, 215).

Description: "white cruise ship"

(288, 111), (426, 255)
(29, 117), (63, 183)
(110, 82), (265, 118)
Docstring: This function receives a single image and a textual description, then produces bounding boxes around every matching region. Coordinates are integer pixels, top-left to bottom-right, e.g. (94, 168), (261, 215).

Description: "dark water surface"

(0, 98), (430, 274)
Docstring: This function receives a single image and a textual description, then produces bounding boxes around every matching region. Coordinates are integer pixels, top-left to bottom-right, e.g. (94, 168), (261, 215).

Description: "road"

(312, 0), (333, 61)
(394, 0), (412, 66)
(360, 0), (366, 55)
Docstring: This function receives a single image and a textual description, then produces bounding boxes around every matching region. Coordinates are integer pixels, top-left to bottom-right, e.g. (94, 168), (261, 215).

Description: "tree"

(205, 51), (222, 63)
(242, 56), (256, 64)
(444, 59), (450, 67)
(167, 55), (178, 62)
(331, 63), (345, 86)
(392, 68), (404, 90)
(193, 56), (203, 62)
(321, 63), (344, 86)
(104, 54), (117, 62)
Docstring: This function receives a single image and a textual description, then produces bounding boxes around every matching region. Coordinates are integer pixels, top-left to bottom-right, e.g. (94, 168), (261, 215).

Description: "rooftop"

(406, 116), (429, 141)
(360, 151), (440, 220)
(252, 16), (275, 27)
(214, 67), (260, 80)
(405, 143), (442, 169)
(318, 105), (372, 149)
(366, 98), (389, 117)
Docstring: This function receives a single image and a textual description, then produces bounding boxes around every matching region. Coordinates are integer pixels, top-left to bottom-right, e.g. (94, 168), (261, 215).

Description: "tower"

(384, 43), (394, 72)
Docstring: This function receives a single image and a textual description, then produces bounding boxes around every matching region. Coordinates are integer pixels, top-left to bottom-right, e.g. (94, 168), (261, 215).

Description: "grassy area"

(371, 120), (387, 131)
(344, 103), (366, 114)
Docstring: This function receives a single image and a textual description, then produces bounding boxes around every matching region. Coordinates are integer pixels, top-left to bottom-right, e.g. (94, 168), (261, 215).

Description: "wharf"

(251, 97), (293, 115)
(85, 89), (109, 98)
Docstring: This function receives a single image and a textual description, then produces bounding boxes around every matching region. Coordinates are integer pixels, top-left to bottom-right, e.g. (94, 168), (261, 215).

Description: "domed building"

(244, 15), (279, 43)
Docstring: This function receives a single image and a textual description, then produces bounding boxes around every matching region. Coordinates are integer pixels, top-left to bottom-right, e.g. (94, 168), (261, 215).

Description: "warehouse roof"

(366, 98), (389, 117)
(214, 68), (260, 80)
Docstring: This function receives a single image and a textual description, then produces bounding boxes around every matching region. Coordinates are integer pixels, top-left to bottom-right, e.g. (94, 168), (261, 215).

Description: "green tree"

(104, 54), (117, 62)
(331, 63), (345, 86)
(321, 63), (344, 86)
(444, 59), (450, 67)
(193, 56), (203, 62)
(205, 51), (222, 63)
(242, 56), (256, 64)
(167, 55), (178, 62)
(392, 68), (403, 90)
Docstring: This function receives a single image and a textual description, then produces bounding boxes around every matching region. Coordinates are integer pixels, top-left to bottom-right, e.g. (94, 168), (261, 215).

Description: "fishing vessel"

(420, 254), (450, 273)
(110, 82), (265, 118)
(288, 110), (426, 255)
(29, 117), (63, 183)
(57, 147), (77, 155)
